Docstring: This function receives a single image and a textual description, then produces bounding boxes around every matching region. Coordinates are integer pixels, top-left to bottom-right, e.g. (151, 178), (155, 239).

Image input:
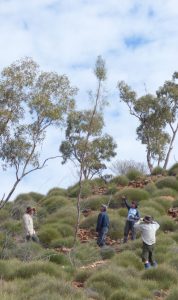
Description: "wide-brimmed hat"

(26, 206), (33, 213)
(143, 215), (153, 223)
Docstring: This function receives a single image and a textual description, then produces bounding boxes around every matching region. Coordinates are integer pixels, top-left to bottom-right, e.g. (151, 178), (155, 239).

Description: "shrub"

(28, 192), (44, 202)
(109, 218), (125, 239)
(46, 206), (77, 226)
(80, 195), (109, 211)
(168, 163), (178, 176)
(172, 199), (178, 208)
(153, 196), (173, 211)
(14, 193), (33, 203)
(153, 188), (177, 198)
(110, 289), (143, 300)
(41, 196), (68, 213)
(14, 260), (64, 279)
(87, 281), (112, 299)
(157, 215), (177, 232)
(56, 224), (74, 237)
(106, 183), (118, 195)
(139, 207), (161, 218)
(38, 226), (60, 246)
(112, 251), (143, 270)
(50, 236), (74, 248)
(151, 166), (167, 175)
(0, 210), (9, 222)
(100, 246), (115, 259)
(155, 177), (178, 191)
(71, 243), (101, 266)
(87, 267), (126, 292)
(68, 180), (93, 198)
(0, 259), (22, 279)
(144, 182), (157, 195)
(118, 208), (127, 217)
(126, 169), (143, 181)
(142, 264), (178, 289)
(110, 188), (149, 209)
(110, 175), (129, 186)
(75, 269), (94, 283)
(140, 200), (165, 215)
(110, 160), (147, 175)
(80, 214), (98, 230)
(47, 187), (67, 197)
(13, 242), (44, 261)
(166, 288), (178, 300)
(1, 220), (22, 235)
(42, 250), (70, 266)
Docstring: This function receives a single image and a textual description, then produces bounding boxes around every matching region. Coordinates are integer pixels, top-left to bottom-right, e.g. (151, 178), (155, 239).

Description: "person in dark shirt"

(96, 204), (110, 247)
(122, 196), (140, 243)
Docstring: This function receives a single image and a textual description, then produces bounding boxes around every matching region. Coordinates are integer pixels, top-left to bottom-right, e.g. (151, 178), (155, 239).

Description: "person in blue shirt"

(122, 196), (140, 243)
(96, 204), (110, 247)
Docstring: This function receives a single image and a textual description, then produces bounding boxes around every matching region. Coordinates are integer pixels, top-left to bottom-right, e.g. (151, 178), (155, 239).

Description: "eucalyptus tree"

(156, 72), (178, 169)
(0, 57), (77, 208)
(60, 110), (117, 179)
(60, 56), (117, 245)
(117, 81), (170, 172)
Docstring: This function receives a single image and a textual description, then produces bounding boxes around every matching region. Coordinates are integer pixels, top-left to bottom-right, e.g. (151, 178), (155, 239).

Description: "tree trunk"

(163, 123), (178, 169)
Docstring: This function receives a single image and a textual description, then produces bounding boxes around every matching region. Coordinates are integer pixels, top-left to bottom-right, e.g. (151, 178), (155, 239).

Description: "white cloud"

(0, 0), (178, 199)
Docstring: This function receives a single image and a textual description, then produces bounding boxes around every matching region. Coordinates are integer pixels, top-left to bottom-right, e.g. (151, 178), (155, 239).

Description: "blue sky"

(0, 0), (178, 199)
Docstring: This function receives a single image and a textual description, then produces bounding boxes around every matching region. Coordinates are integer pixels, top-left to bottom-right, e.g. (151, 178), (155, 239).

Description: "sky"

(0, 0), (178, 200)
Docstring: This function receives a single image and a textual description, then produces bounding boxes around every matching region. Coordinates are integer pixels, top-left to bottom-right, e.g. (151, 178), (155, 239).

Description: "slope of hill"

(0, 174), (178, 299)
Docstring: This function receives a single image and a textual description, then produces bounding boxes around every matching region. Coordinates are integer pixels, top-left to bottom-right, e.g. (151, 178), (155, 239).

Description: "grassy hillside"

(1, 174), (178, 299)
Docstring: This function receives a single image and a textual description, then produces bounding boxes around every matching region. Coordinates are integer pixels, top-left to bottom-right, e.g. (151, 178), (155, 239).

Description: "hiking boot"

(152, 261), (158, 268)
(144, 262), (151, 269)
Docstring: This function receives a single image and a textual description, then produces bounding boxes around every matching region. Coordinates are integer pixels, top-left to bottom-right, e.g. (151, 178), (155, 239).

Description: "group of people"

(22, 197), (160, 270)
(96, 196), (160, 269)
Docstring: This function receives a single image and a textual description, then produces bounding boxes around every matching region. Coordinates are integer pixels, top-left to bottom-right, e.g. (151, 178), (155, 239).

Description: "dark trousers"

(142, 242), (155, 265)
(124, 220), (136, 242)
(26, 234), (39, 243)
(97, 227), (108, 247)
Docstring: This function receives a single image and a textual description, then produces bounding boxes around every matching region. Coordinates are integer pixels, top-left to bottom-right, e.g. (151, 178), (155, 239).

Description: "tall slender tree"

(0, 57), (77, 208)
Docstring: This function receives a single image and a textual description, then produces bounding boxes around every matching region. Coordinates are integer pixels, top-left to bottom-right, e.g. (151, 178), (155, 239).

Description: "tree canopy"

(0, 57), (77, 207)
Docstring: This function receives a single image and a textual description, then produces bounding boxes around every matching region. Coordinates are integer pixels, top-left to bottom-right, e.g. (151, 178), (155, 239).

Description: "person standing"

(96, 204), (110, 247)
(134, 215), (160, 269)
(23, 206), (39, 243)
(122, 196), (140, 243)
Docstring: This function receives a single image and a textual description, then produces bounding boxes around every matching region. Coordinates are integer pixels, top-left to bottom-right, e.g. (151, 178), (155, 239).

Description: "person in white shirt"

(134, 215), (160, 269)
(23, 207), (39, 243)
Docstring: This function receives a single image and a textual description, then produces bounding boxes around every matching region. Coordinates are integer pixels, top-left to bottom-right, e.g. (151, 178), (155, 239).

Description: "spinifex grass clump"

(157, 215), (178, 232)
(126, 168), (143, 181)
(80, 213), (98, 230)
(166, 287), (178, 300)
(67, 180), (93, 198)
(86, 266), (126, 299)
(110, 175), (129, 186)
(80, 195), (109, 211)
(108, 217), (125, 239)
(70, 243), (101, 267)
(153, 196), (174, 211)
(142, 264), (178, 289)
(110, 188), (149, 209)
(155, 177), (178, 191)
(38, 225), (60, 246)
(153, 188), (177, 198)
(168, 163), (178, 176)
(144, 182), (158, 195)
(47, 187), (67, 197)
(40, 196), (69, 214)
(112, 251), (143, 270)
(140, 199), (165, 215)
